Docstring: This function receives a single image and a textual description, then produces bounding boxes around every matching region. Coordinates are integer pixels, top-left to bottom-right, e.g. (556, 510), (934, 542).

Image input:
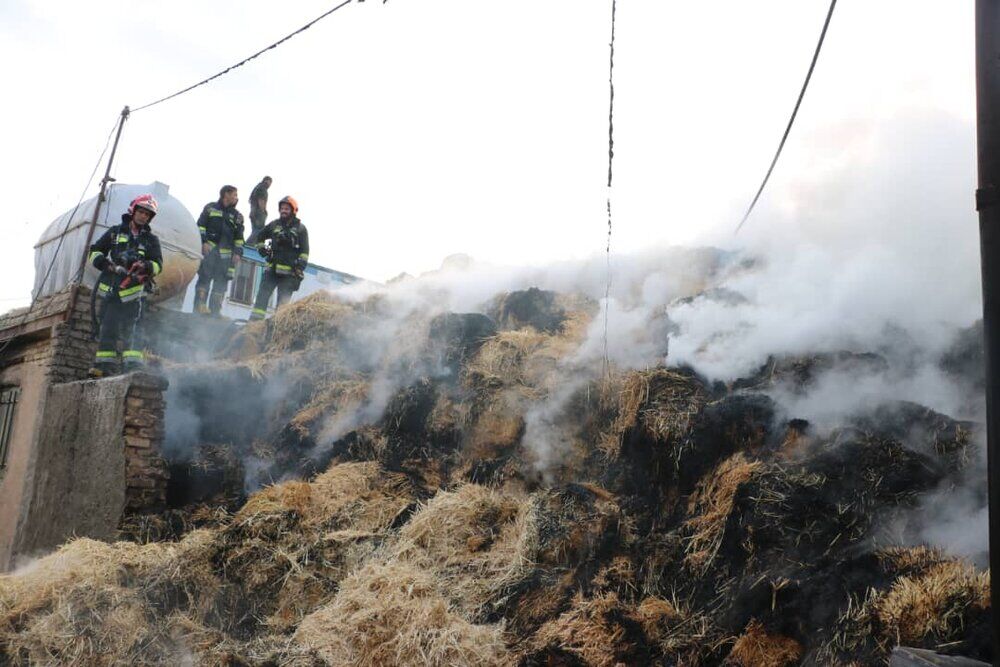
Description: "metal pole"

(975, 1), (1000, 660)
(68, 105), (129, 315)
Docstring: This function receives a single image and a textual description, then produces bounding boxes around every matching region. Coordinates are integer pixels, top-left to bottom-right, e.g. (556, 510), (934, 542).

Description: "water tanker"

(34, 181), (202, 306)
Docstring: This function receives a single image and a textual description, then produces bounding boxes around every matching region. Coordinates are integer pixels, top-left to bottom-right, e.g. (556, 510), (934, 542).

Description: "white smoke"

(161, 106), (986, 557)
(668, 110), (980, 383)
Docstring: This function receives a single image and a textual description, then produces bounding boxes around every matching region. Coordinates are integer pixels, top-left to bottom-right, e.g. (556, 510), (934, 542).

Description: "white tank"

(34, 181), (202, 306)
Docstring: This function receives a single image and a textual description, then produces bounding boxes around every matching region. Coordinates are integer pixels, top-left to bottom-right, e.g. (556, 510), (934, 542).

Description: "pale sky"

(0, 0), (976, 307)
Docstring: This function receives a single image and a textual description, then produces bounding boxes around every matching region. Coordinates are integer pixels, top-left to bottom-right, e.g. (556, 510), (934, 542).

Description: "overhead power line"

(735, 0), (838, 233)
(132, 0), (355, 112)
(602, 0), (617, 379)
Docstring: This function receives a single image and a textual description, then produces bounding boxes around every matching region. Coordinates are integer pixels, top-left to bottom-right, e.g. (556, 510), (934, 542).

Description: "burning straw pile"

(0, 288), (991, 665)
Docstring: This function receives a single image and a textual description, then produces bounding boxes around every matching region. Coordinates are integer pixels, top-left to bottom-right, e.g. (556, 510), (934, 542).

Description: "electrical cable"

(735, 0), (838, 233)
(0, 114), (120, 356)
(132, 0), (354, 112)
(602, 0), (617, 379)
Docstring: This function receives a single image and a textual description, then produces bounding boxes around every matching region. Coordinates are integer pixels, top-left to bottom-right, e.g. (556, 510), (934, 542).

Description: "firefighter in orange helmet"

(249, 196), (309, 320)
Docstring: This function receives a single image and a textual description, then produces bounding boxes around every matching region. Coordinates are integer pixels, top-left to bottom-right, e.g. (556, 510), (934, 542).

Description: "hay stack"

(392, 483), (538, 620)
(820, 551), (991, 664)
(221, 461), (419, 632)
(291, 484), (543, 665)
(529, 591), (642, 666)
(0, 531), (220, 665)
(268, 290), (360, 354)
(465, 330), (548, 391)
(294, 562), (512, 666)
(683, 453), (762, 571)
(635, 596), (714, 665)
(726, 619), (802, 667)
(874, 560), (990, 647)
(607, 368), (708, 459)
(528, 591), (712, 666)
(289, 376), (369, 439)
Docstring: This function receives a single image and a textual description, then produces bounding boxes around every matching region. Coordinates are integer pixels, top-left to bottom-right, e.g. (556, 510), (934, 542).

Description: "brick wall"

(123, 373), (169, 515)
(0, 286), (96, 385)
(48, 288), (97, 384)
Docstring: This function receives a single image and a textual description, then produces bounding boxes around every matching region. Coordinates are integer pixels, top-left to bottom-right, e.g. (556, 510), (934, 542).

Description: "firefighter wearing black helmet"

(250, 195), (309, 320)
(87, 194), (164, 377)
(193, 185), (245, 316)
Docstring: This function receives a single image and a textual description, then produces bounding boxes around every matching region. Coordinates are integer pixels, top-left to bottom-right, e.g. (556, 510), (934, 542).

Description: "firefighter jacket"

(89, 215), (163, 302)
(196, 201), (245, 259)
(255, 217), (309, 277)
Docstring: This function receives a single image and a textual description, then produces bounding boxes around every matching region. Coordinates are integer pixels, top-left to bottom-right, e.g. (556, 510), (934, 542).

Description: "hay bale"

(635, 596), (715, 665)
(489, 288), (566, 333)
(465, 399), (525, 456)
(0, 531), (222, 665)
(294, 562), (512, 666)
(465, 330), (548, 390)
(9, 591), (165, 666)
(307, 461), (415, 531)
(464, 305), (590, 398)
(289, 376), (369, 439)
(876, 546), (950, 578)
(726, 619), (802, 667)
(725, 435), (943, 571)
(428, 312), (498, 371)
(218, 319), (268, 361)
(607, 368), (708, 459)
(533, 485), (626, 569)
(819, 554), (991, 665)
(269, 291), (359, 353)
(529, 591), (653, 667)
(683, 453), (762, 571)
(392, 484), (538, 620)
(874, 561), (990, 647)
(222, 462), (420, 633)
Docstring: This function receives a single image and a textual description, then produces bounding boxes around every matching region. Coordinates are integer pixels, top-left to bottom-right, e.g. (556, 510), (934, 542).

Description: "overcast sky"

(0, 0), (976, 307)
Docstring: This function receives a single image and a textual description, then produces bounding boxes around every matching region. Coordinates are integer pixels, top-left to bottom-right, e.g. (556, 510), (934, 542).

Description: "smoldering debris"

(0, 262), (991, 666)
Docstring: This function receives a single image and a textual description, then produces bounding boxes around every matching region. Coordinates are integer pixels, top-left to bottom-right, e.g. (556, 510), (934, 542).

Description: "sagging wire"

(602, 0), (618, 380)
(0, 114), (120, 357)
(132, 0), (355, 112)
(735, 0), (838, 233)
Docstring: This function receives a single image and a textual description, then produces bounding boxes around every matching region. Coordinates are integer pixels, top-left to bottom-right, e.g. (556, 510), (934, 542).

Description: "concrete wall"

(0, 287), (176, 571)
(1, 373), (168, 571)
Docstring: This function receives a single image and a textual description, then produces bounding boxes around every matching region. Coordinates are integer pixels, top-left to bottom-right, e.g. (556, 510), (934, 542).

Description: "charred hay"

(2, 285), (992, 666)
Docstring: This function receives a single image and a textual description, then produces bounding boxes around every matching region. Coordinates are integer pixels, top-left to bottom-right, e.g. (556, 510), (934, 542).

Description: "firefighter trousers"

(248, 210), (266, 245)
(94, 298), (145, 371)
(194, 250), (232, 315)
(249, 270), (299, 320)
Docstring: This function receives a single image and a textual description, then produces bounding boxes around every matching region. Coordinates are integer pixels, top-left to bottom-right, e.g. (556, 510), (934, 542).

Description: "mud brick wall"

(47, 288), (97, 384)
(7, 337), (52, 366)
(123, 373), (170, 514)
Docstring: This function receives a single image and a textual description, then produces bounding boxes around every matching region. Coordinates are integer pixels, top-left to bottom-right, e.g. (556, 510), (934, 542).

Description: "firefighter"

(249, 195), (309, 320)
(193, 185), (245, 315)
(247, 175), (271, 245)
(87, 194), (163, 378)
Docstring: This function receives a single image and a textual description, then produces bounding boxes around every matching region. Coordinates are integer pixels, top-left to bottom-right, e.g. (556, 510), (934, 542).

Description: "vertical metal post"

(78, 106), (129, 277)
(68, 106), (129, 315)
(975, 1), (1000, 660)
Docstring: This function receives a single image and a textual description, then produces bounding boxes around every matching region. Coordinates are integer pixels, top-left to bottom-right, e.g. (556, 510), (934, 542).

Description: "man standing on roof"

(247, 175), (271, 244)
(249, 195), (309, 320)
(193, 185), (245, 316)
(88, 194), (163, 377)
